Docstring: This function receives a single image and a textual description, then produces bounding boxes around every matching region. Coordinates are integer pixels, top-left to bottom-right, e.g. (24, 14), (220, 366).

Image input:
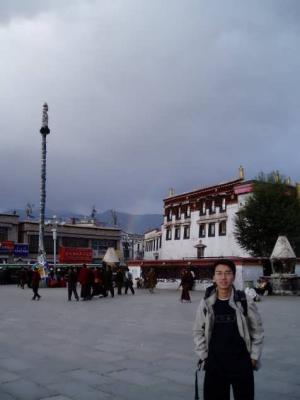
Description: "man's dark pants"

(204, 355), (254, 400)
(117, 284), (122, 295)
(68, 284), (79, 301)
(105, 284), (114, 297)
(125, 281), (135, 295)
(32, 285), (41, 300)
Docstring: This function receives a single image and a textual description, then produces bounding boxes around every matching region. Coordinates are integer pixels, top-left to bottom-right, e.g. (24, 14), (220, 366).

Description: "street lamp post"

(38, 103), (50, 265)
(52, 216), (61, 268)
(46, 216), (63, 268)
(52, 229), (57, 267)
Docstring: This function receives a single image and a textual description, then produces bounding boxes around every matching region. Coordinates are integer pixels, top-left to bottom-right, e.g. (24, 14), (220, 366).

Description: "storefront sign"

(59, 247), (93, 263)
(14, 244), (29, 257)
(0, 240), (14, 254)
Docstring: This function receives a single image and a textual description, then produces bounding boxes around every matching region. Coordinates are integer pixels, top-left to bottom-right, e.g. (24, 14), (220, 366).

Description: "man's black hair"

(212, 259), (236, 276)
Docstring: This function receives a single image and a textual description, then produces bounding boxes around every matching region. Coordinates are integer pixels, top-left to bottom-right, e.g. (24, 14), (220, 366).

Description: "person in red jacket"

(32, 268), (41, 300)
(91, 267), (103, 297)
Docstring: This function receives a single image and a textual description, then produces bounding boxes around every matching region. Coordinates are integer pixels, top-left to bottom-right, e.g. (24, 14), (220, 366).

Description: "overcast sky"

(0, 0), (299, 215)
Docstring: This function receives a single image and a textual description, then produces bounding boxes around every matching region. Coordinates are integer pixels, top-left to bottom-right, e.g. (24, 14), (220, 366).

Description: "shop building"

(17, 220), (121, 264)
(0, 213), (22, 263)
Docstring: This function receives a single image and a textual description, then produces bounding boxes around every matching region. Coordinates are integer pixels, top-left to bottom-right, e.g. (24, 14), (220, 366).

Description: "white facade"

(144, 229), (162, 260)
(161, 179), (253, 260)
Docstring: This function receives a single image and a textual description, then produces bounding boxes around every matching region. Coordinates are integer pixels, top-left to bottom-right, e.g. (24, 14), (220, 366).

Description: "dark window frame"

(208, 223), (215, 237)
(183, 225), (190, 239)
(199, 223), (206, 238)
(197, 247), (205, 258)
(166, 228), (172, 241)
(62, 237), (89, 248)
(219, 221), (227, 236)
(0, 227), (9, 242)
(209, 201), (216, 215)
(174, 226), (181, 240)
(166, 210), (172, 222)
(199, 201), (206, 216)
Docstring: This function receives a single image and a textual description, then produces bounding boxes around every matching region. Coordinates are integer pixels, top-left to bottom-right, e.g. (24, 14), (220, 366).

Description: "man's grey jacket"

(193, 287), (264, 367)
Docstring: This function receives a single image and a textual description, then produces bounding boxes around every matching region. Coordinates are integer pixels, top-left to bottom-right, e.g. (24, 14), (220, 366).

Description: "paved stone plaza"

(0, 286), (299, 400)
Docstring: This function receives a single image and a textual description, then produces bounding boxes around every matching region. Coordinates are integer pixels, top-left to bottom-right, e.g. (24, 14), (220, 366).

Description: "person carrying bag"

(193, 259), (264, 400)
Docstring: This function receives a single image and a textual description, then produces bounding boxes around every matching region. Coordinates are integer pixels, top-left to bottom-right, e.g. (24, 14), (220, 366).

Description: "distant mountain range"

(2, 208), (163, 235)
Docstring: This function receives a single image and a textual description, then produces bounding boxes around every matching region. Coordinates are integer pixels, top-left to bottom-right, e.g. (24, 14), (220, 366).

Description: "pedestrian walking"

(124, 268), (135, 295)
(78, 264), (90, 300)
(86, 267), (94, 300)
(91, 267), (105, 298)
(67, 267), (79, 301)
(27, 268), (33, 288)
(193, 259), (264, 400)
(115, 268), (124, 295)
(147, 268), (157, 293)
(91, 267), (100, 297)
(103, 262), (114, 297)
(56, 268), (62, 284)
(18, 267), (27, 289)
(179, 269), (192, 303)
(31, 268), (41, 300)
(49, 268), (55, 280)
(190, 269), (196, 290)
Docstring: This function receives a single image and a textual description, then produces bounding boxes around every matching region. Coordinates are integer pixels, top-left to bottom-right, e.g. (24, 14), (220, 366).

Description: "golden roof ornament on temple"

(239, 165), (245, 180)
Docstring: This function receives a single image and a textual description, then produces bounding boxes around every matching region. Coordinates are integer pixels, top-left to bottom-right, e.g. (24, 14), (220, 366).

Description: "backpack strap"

(203, 284), (216, 317)
(234, 289), (248, 317)
(204, 284), (216, 299)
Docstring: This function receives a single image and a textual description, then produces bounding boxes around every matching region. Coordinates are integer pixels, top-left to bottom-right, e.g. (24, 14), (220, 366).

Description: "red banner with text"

(59, 247), (93, 263)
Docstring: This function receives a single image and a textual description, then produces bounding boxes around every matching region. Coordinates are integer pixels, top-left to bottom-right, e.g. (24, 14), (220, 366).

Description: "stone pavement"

(0, 286), (299, 400)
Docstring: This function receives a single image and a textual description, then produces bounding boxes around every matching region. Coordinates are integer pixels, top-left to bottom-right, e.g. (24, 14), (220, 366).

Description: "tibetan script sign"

(59, 247), (93, 263)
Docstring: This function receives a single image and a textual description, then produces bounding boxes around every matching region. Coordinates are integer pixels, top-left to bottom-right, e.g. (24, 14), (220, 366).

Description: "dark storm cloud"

(0, 0), (299, 215)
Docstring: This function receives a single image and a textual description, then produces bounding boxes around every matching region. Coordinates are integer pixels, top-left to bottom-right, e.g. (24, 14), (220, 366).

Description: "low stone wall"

(269, 275), (300, 295)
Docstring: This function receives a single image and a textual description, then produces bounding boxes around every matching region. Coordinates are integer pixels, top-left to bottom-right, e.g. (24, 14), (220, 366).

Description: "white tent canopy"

(103, 247), (120, 264)
(270, 236), (296, 259)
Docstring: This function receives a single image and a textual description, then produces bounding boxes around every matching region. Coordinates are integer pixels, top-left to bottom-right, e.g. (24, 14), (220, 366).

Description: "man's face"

(213, 264), (235, 290)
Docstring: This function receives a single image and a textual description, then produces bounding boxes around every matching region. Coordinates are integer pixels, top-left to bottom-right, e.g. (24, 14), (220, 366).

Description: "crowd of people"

(16, 263), (159, 301)
(17, 263), (272, 310)
(15, 258), (270, 398)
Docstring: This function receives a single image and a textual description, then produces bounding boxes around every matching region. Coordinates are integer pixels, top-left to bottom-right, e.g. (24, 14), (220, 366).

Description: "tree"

(234, 174), (300, 257)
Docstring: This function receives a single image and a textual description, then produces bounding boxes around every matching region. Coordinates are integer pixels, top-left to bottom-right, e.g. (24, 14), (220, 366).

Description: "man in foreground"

(193, 259), (264, 400)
